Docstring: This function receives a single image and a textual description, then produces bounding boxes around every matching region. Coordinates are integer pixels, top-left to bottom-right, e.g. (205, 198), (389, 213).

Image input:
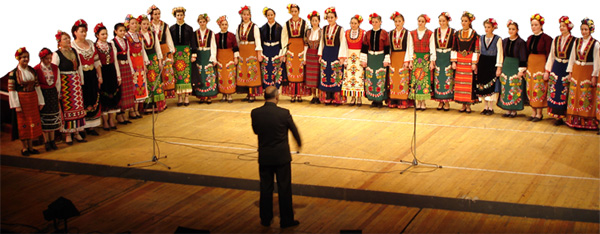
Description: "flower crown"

(485, 18), (498, 29)
(124, 14), (135, 27)
(353, 14), (363, 24)
(463, 11), (475, 22)
(94, 22), (106, 34)
(172, 7), (186, 17)
(137, 14), (149, 23)
(147, 4), (158, 15)
(390, 11), (401, 21)
(199, 13), (210, 22)
(74, 19), (87, 28)
(263, 7), (272, 16)
(439, 12), (451, 21)
(239, 5), (250, 15)
(582, 17), (595, 34)
(15, 47), (27, 60)
(506, 19), (516, 28)
(307, 10), (319, 20)
(368, 13), (379, 24)
(324, 7), (335, 15)
(420, 14), (430, 23)
(287, 4), (298, 14)
(216, 15), (227, 25)
(559, 16), (574, 31)
(55, 30), (65, 42)
(39, 48), (52, 59)
(530, 13), (545, 25)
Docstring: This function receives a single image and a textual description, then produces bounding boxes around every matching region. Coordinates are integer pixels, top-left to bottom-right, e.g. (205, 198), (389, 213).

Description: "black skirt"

(99, 64), (121, 112)
(40, 88), (61, 131)
(82, 69), (100, 117)
(475, 55), (497, 97)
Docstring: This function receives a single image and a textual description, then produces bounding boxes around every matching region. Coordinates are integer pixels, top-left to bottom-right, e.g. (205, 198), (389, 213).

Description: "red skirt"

(16, 91), (42, 140)
(305, 48), (319, 88)
(118, 60), (135, 110)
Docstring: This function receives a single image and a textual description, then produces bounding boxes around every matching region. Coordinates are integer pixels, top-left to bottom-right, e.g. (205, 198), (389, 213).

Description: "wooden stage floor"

(1, 96), (599, 225)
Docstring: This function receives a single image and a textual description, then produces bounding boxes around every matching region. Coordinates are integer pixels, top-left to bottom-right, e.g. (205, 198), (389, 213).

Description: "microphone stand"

(128, 58), (171, 170)
(399, 61), (442, 174)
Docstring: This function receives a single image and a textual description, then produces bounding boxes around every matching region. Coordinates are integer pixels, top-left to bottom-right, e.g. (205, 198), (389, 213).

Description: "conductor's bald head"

(264, 86), (279, 103)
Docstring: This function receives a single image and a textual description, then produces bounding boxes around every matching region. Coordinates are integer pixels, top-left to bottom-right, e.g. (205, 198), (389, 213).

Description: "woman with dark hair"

(148, 4), (176, 100)
(544, 16), (576, 126)
(93, 23), (121, 130)
(476, 18), (503, 115)
(565, 18), (598, 130)
(112, 23), (135, 125)
(525, 13), (553, 122)
(318, 7), (347, 106)
(10, 47), (44, 155)
(52, 31), (87, 144)
(432, 12), (455, 111)
(170, 7), (196, 106)
(451, 11), (480, 113)
(192, 13), (218, 104)
(362, 13), (390, 108)
(34, 48), (60, 151)
(388, 12), (412, 109)
(343, 14), (365, 106)
(281, 4), (310, 102)
(498, 20), (527, 117)
(237, 5), (263, 102)
(305, 11), (321, 103)
(125, 15), (149, 117)
(139, 15), (166, 112)
(215, 16), (239, 103)
(260, 8), (285, 90)
(407, 14), (435, 110)
(71, 19), (102, 136)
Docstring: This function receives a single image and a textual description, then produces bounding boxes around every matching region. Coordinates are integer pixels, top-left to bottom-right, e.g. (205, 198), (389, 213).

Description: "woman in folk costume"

(71, 19), (102, 137)
(362, 13), (390, 108)
(112, 23), (135, 125)
(433, 12), (455, 111)
(526, 13), (553, 122)
(94, 23), (121, 131)
(544, 16), (576, 126)
(476, 18), (503, 115)
(10, 48), (44, 156)
(565, 18), (599, 130)
(318, 7), (348, 106)
(52, 31), (87, 144)
(148, 5), (175, 100)
(305, 11), (321, 104)
(34, 48), (61, 151)
(498, 20), (528, 118)
(236, 5), (263, 103)
(388, 12), (413, 109)
(170, 7), (196, 106)
(126, 15), (150, 117)
(281, 4), (311, 102)
(139, 15), (166, 112)
(192, 13), (218, 104)
(451, 11), (480, 113)
(259, 8), (285, 90)
(407, 14), (436, 110)
(343, 15), (366, 106)
(215, 16), (239, 103)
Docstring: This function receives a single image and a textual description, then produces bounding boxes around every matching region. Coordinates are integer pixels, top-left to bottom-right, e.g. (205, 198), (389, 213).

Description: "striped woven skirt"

(59, 72), (86, 133)
(118, 60), (135, 110)
(454, 53), (477, 104)
(304, 47), (319, 88)
(15, 91), (42, 139)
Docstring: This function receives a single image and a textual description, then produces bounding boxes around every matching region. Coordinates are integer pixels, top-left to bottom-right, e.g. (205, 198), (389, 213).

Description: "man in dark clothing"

(251, 86), (301, 228)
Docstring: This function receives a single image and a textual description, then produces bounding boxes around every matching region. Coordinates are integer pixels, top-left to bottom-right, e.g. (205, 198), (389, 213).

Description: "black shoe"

(118, 121), (128, 125)
(80, 131), (87, 139)
(509, 113), (517, 118)
(87, 129), (100, 136)
(103, 127), (110, 131)
(486, 110), (494, 115)
(184, 102), (190, 106)
(291, 98), (296, 103)
(177, 102), (183, 106)
(124, 120), (132, 124)
(502, 113), (510, 117)
(370, 102), (377, 108)
(21, 149), (30, 156)
(111, 126), (117, 130)
(242, 97), (250, 102)
(206, 100), (212, 104)
(45, 142), (52, 151)
(357, 102), (362, 107)
(310, 97), (316, 104)
(248, 99), (255, 103)
(297, 98), (303, 103)
(281, 220), (300, 228)
(553, 119), (564, 126)
(75, 136), (87, 143)
(261, 220), (272, 227)
(315, 99), (321, 104)
(66, 141), (74, 145)
(51, 141), (58, 150)
(480, 109), (488, 115)
(458, 109), (466, 113)
(527, 116), (535, 121)
(466, 109), (472, 113)
(28, 148), (40, 154)
(228, 100), (233, 103)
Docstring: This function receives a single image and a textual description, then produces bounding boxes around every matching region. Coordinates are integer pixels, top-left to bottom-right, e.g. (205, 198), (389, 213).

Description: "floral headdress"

(439, 12), (451, 21)
(530, 13), (545, 25)
(74, 19), (87, 28)
(94, 22), (106, 34)
(390, 11), (402, 21)
(484, 18), (498, 29)
(39, 48), (52, 59)
(559, 16), (574, 31)
(582, 17), (595, 33)
(216, 15), (227, 25)
(199, 13), (210, 22)
(147, 4), (158, 15)
(172, 7), (186, 17)
(15, 47), (27, 60)
(263, 7), (273, 17)
(463, 11), (475, 22)
(506, 19), (516, 28)
(55, 30), (65, 42)
(124, 14), (135, 28)
(307, 10), (319, 20)
(137, 15), (149, 23)
(368, 13), (379, 24)
(353, 14), (363, 24)
(419, 14), (430, 23)
(287, 4), (298, 14)
(324, 7), (335, 15)
(239, 5), (250, 15)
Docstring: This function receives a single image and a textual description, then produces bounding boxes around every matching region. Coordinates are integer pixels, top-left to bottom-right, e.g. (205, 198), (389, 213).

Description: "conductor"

(251, 86), (301, 228)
